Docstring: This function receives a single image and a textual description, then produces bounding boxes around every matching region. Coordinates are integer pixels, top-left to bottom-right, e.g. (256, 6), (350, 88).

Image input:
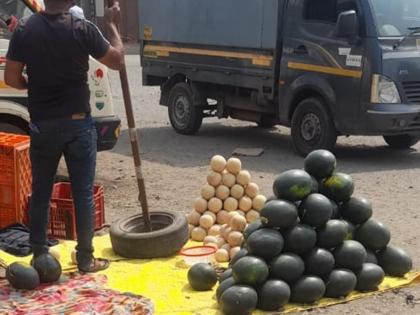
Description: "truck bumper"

(362, 103), (420, 135)
(94, 116), (121, 151)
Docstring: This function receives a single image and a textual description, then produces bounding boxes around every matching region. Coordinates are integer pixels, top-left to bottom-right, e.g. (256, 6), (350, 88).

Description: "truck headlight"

(371, 74), (401, 104)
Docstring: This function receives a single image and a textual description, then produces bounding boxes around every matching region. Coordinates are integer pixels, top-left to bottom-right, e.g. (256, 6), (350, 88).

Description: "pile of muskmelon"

(187, 155), (266, 262)
(213, 150), (412, 314)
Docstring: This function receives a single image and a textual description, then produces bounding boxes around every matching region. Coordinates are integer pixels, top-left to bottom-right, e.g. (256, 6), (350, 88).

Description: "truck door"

(281, 0), (365, 133)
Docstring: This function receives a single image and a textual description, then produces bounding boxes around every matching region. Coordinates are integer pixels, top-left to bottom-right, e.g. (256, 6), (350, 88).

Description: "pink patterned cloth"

(0, 273), (153, 315)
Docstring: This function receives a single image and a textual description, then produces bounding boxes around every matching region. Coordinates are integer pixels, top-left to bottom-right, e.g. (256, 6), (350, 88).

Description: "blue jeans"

(29, 115), (97, 270)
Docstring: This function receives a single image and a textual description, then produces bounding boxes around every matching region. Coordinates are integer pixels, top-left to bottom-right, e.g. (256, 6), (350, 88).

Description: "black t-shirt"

(6, 13), (109, 122)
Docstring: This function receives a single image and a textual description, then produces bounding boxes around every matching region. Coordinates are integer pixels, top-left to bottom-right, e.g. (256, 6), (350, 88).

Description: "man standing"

(5, 0), (124, 273)
(69, 1), (85, 19)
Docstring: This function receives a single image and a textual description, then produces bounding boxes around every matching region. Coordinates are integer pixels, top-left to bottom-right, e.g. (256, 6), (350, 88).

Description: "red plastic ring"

(179, 246), (217, 257)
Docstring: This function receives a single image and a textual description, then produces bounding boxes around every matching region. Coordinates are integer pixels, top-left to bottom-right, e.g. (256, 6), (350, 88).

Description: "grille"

(402, 81), (420, 104)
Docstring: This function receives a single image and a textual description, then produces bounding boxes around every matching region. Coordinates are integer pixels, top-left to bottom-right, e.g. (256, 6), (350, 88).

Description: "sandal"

(79, 258), (110, 273)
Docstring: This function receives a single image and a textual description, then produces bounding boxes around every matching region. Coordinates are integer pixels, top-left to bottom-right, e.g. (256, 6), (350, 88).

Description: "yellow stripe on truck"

(143, 44), (273, 67)
(288, 62), (362, 79)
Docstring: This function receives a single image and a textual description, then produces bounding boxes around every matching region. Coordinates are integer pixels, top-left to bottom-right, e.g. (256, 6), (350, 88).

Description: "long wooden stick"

(107, 0), (152, 231)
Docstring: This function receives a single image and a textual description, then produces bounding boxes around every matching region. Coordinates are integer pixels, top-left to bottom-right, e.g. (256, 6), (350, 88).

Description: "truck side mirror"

(335, 10), (359, 39)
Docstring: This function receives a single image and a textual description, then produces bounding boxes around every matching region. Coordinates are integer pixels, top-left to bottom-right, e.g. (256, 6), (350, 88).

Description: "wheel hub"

(301, 113), (321, 141)
(174, 96), (189, 121)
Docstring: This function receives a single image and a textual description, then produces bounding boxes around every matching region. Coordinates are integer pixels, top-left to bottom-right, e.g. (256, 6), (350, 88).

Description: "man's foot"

(79, 258), (110, 273)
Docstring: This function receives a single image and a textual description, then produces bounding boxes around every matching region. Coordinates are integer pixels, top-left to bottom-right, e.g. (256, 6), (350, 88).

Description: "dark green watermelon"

(188, 263), (218, 291)
(220, 285), (258, 315)
(333, 240), (367, 271)
(365, 250), (378, 265)
(270, 253), (305, 284)
(310, 176), (319, 193)
(284, 224), (317, 255)
(340, 197), (372, 224)
(304, 248), (335, 277)
(320, 173), (354, 202)
(243, 220), (263, 240)
(324, 269), (357, 298)
(258, 279), (291, 311)
(260, 200), (298, 230)
(32, 254), (62, 284)
(6, 262), (40, 290)
(304, 150), (336, 179)
(356, 219), (391, 251)
(299, 193), (333, 228)
(317, 220), (347, 249)
(220, 269), (233, 283)
(329, 199), (341, 219)
(377, 246), (412, 277)
(232, 256), (269, 287)
(273, 170), (312, 202)
(246, 228), (284, 260)
(216, 277), (236, 301)
(290, 276), (326, 304)
(229, 248), (248, 267)
(355, 263), (385, 291)
(342, 220), (356, 240)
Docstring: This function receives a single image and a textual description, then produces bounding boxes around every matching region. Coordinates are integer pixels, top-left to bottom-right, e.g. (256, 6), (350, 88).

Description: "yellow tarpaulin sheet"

(1, 235), (419, 314)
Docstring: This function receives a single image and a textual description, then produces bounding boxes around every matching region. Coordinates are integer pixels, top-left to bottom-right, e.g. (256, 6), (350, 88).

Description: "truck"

(0, 0), (121, 151)
(139, 0), (420, 156)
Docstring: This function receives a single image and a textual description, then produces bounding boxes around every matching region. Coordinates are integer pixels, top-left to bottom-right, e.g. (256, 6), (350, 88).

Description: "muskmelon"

(6, 262), (40, 290)
(284, 224), (317, 255)
(290, 276), (326, 304)
(33, 253), (62, 283)
(232, 256), (269, 287)
(210, 155), (227, 173)
(299, 193), (333, 228)
(230, 184), (245, 199)
(270, 253), (305, 284)
(304, 149), (336, 179)
(191, 227), (207, 241)
(333, 240), (367, 271)
(320, 173), (354, 202)
(356, 219), (391, 251)
(208, 224), (222, 236)
(230, 215), (247, 232)
(188, 263), (218, 291)
(246, 228), (284, 260)
(187, 211), (201, 226)
(245, 183), (260, 199)
(340, 197), (372, 224)
(208, 198), (223, 213)
(194, 197), (208, 213)
(199, 214), (215, 229)
(304, 248), (335, 277)
(246, 210), (260, 223)
(239, 196), (252, 212)
(317, 220), (347, 249)
(227, 231), (244, 247)
(201, 184), (216, 200)
(377, 245), (412, 277)
(252, 195), (266, 211)
(216, 185), (230, 200)
(217, 210), (230, 225)
(258, 279), (291, 311)
(356, 263), (385, 291)
(260, 199), (298, 230)
(236, 170), (251, 186)
(226, 158), (242, 174)
(324, 269), (357, 298)
(223, 173), (237, 188)
(207, 171), (223, 187)
(273, 170), (312, 201)
(215, 249), (230, 263)
(220, 285), (258, 315)
(230, 247), (241, 261)
(224, 197), (239, 212)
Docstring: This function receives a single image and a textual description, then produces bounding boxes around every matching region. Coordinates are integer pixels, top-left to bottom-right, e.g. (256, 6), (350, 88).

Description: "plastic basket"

(49, 182), (105, 240)
(0, 133), (31, 229)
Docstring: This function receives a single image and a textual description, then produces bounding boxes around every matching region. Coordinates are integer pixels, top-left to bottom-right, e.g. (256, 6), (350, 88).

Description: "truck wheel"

(291, 97), (337, 157)
(0, 122), (28, 135)
(383, 135), (419, 149)
(168, 82), (203, 135)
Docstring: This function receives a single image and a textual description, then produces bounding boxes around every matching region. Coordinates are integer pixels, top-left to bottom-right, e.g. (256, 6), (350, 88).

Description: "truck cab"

(0, 0), (120, 151)
(140, 0), (420, 156)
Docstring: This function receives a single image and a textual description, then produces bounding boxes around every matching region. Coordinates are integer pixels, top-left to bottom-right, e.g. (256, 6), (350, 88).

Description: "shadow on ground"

(111, 122), (420, 174)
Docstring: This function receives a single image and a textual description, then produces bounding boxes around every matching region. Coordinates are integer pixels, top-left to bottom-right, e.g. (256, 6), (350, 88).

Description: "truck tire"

(291, 97), (337, 157)
(168, 82), (203, 135)
(0, 122), (28, 135)
(110, 211), (189, 259)
(383, 135), (419, 149)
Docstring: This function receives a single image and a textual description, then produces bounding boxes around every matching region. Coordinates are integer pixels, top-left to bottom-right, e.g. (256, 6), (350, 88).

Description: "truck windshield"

(370, 0), (420, 37)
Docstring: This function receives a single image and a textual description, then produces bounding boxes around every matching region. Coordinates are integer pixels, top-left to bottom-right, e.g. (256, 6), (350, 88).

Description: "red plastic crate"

(49, 182), (105, 240)
(0, 132), (31, 229)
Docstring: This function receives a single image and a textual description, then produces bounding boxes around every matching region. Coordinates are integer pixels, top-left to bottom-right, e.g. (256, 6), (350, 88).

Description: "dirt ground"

(81, 55), (420, 314)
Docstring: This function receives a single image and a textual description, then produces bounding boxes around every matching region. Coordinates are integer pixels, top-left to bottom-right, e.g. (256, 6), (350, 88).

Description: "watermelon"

(216, 277), (236, 301)
(229, 248), (248, 267)
(310, 176), (319, 193)
(324, 269), (357, 298)
(340, 197), (372, 224)
(232, 256), (269, 287)
(356, 219), (391, 251)
(304, 150), (336, 179)
(6, 262), (40, 290)
(329, 199), (341, 219)
(342, 220), (356, 240)
(299, 193), (333, 228)
(317, 220), (347, 249)
(284, 224), (317, 255)
(188, 263), (218, 291)
(220, 269), (233, 283)
(270, 253), (305, 284)
(246, 229), (284, 260)
(243, 220), (263, 240)
(304, 248), (335, 277)
(377, 246), (412, 277)
(355, 263), (385, 291)
(220, 285), (258, 315)
(273, 170), (312, 201)
(320, 173), (354, 202)
(365, 250), (378, 265)
(290, 276), (326, 304)
(32, 254), (62, 284)
(258, 280), (291, 311)
(260, 200), (298, 230)
(334, 240), (367, 271)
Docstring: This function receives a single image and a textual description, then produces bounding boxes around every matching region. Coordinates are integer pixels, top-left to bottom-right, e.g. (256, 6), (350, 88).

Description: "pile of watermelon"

(214, 150), (412, 315)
